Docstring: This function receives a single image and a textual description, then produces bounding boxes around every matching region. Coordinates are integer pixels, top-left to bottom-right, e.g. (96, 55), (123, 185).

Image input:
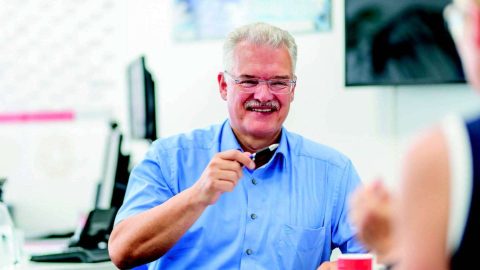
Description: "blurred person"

(349, 0), (480, 269)
(109, 22), (366, 270)
(349, 180), (397, 264)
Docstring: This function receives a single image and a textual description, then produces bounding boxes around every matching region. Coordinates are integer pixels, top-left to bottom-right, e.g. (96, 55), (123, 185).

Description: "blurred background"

(0, 0), (478, 239)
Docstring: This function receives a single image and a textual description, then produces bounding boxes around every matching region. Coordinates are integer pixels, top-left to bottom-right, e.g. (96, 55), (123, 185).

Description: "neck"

(232, 128), (281, 153)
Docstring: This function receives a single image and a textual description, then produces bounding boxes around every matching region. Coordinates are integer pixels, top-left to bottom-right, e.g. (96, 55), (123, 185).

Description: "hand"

(349, 180), (394, 262)
(317, 261), (337, 270)
(192, 150), (255, 206)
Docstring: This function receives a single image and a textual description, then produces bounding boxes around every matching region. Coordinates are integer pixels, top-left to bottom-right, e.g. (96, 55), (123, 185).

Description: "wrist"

(373, 234), (396, 264)
(185, 185), (210, 210)
(375, 246), (398, 267)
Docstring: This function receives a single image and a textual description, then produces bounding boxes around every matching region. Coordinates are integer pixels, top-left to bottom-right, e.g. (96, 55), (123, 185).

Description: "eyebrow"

(238, 74), (292, 80)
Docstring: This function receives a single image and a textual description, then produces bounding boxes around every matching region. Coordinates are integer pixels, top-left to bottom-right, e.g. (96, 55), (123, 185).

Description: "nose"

(253, 81), (274, 102)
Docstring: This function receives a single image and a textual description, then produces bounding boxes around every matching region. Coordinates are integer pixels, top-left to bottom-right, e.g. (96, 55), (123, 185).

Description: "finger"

(349, 207), (362, 226)
(349, 188), (362, 205)
(215, 159), (244, 174)
(213, 180), (236, 193)
(206, 160), (244, 182)
(208, 158), (245, 180)
(219, 150), (255, 169)
(216, 170), (243, 185)
(372, 178), (384, 188)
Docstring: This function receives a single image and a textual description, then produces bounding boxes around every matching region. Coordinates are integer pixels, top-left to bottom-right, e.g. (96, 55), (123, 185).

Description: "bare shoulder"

(398, 125), (451, 270)
(401, 125), (450, 189)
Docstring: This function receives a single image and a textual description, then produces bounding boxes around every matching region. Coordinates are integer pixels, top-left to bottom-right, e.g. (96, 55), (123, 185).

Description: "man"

(350, 0), (480, 269)
(109, 22), (365, 270)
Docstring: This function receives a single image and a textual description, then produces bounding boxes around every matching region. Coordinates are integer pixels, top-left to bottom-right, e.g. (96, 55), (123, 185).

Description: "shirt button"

(246, 249), (253, 255)
(250, 213), (257, 220)
(251, 178), (257, 185)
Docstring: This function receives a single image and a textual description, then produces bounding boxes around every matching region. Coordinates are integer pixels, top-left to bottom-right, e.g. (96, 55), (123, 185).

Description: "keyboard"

(30, 247), (110, 263)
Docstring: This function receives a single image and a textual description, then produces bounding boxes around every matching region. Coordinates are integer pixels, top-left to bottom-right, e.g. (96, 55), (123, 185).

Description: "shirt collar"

(219, 119), (243, 152)
(219, 119), (289, 160)
(274, 127), (288, 159)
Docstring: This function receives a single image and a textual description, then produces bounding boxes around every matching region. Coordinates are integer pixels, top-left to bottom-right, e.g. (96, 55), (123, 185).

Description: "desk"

(10, 239), (118, 270)
(14, 261), (116, 270)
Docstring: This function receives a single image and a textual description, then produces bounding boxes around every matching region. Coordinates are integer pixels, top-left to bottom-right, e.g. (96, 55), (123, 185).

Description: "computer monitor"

(127, 56), (157, 141)
(95, 122), (130, 210)
(345, 0), (465, 86)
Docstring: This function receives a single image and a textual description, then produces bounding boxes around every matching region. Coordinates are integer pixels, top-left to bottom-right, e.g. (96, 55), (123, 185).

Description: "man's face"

(218, 41), (295, 140)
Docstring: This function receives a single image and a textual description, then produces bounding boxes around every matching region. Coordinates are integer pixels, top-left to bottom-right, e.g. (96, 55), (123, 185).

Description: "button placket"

(241, 172), (263, 266)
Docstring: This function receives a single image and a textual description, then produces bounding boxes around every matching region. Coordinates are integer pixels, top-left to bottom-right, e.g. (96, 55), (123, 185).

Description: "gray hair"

(223, 22), (297, 74)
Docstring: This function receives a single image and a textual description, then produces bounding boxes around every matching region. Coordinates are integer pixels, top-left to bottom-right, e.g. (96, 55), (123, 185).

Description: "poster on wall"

(173, 0), (332, 41)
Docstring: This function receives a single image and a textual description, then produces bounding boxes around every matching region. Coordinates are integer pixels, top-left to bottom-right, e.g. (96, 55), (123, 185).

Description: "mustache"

(244, 100), (280, 110)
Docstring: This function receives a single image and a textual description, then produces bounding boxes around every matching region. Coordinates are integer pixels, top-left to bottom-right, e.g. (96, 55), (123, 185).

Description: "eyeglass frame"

(223, 71), (297, 94)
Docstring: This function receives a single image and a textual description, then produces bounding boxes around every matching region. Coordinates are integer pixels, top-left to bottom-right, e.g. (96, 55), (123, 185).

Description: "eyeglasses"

(224, 71), (296, 94)
(443, 3), (466, 40)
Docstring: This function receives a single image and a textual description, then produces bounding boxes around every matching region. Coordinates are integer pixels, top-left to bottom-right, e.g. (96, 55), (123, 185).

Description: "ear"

(473, 4), (480, 47)
(217, 72), (228, 100)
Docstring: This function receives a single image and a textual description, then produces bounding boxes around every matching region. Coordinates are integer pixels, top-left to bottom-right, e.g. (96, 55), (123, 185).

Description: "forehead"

(232, 41), (292, 75)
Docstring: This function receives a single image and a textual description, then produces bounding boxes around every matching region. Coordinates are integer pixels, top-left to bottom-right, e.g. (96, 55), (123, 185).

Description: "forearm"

(109, 186), (207, 269)
(108, 150), (254, 269)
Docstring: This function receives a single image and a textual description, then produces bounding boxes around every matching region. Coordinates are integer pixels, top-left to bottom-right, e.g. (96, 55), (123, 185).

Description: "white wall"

(0, 0), (128, 236)
(1, 0), (479, 236)
(0, 120), (109, 236)
(129, 0), (478, 186)
(127, 0), (400, 184)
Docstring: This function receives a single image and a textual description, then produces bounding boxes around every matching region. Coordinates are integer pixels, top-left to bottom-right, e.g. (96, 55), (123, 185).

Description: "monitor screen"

(345, 0), (466, 86)
(96, 123), (130, 210)
(127, 56), (157, 141)
(76, 208), (118, 249)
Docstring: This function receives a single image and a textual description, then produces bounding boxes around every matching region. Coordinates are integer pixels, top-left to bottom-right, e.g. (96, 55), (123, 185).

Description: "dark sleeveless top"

(451, 117), (480, 269)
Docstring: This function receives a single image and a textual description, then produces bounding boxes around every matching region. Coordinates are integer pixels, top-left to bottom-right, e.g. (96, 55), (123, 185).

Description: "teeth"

(245, 100), (280, 111)
(252, 108), (272, 112)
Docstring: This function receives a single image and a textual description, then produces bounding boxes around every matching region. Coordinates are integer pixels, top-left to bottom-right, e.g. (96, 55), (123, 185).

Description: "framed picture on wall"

(173, 0), (332, 41)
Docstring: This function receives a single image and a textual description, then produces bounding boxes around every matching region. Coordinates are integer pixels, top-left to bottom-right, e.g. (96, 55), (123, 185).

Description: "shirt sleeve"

(114, 141), (175, 225)
(331, 159), (368, 253)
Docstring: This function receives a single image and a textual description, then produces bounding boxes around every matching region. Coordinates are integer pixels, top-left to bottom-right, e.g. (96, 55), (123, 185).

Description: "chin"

(245, 123), (280, 138)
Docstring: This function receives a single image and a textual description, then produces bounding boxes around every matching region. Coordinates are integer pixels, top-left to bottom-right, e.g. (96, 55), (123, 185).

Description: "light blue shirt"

(115, 120), (366, 270)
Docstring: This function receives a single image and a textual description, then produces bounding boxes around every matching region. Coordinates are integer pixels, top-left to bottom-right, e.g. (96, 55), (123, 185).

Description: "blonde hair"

(223, 22), (297, 74)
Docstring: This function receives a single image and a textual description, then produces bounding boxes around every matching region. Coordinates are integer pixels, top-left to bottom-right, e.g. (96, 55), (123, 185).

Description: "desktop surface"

(30, 246), (110, 263)
(14, 238), (117, 270)
(14, 261), (116, 270)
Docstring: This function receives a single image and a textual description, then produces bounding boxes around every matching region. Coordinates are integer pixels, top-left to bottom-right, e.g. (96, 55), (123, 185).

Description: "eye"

(238, 79), (259, 88)
(269, 80), (289, 89)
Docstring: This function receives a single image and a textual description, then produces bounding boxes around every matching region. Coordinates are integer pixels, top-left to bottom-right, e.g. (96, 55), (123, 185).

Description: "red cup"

(337, 253), (373, 270)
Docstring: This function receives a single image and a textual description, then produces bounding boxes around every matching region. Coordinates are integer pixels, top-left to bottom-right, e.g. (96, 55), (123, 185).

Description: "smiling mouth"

(245, 100), (279, 113)
(250, 108), (275, 113)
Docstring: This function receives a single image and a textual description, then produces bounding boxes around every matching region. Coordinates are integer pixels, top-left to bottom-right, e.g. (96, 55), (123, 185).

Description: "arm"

(108, 150), (255, 269)
(396, 127), (450, 270)
(349, 180), (398, 264)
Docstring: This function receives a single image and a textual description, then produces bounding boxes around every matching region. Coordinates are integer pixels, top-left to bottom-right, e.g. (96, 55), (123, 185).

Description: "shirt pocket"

(273, 224), (326, 270)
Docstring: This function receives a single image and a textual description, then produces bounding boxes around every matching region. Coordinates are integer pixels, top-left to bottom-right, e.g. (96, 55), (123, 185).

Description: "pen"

(250, 143), (279, 161)
(250, 143), (279, 164)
